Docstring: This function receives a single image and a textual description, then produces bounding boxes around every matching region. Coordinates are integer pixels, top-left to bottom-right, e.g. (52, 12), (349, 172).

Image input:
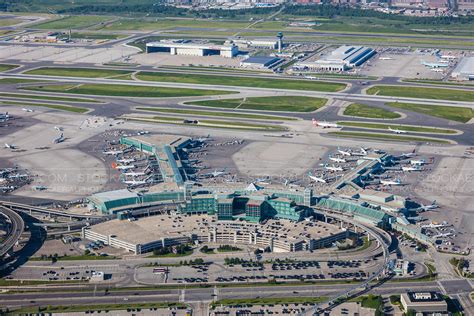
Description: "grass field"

(343, 103), (401, 119)
(367, 85), (474, 102)
(71, 32), (123, 40)
(101, 18), (252, 31)
(25, 67), (133, 78)
(129, 116), (286, 131)
(136, 72), (346, 92)
(9, 302), (185, 315)
(187, 96), (327, 112)
(329, 131), (451, 144)
(0, 78), (45, 84)
(0, 64), (19, 72)
(135, 107), (297, 120)
(1, 101), (89, 113)
(24, 84), (232, 98)
(337, 121), (457, 134)
(402, 79), (474, 87)
(33, 15), (113, 29)
(386, 102), (474, 123)
(0, 92), (100, 103)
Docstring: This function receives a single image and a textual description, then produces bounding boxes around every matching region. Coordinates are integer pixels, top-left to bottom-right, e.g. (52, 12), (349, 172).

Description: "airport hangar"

(82, 135), (432, 255)
(294, 45), (376, 71)
(146, 40), (239, 58)
(451, 56), (474, 81)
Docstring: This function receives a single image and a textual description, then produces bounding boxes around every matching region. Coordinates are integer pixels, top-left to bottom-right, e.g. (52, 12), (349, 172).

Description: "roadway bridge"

(0, 201), (109, 220)
(0, 206), (25, 258)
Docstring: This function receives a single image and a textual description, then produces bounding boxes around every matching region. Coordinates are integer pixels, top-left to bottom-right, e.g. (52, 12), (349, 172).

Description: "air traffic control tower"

(277, 32), (283, 53)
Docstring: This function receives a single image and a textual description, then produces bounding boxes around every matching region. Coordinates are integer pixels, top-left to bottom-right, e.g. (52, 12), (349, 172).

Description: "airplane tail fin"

(432, 200), (437, 205)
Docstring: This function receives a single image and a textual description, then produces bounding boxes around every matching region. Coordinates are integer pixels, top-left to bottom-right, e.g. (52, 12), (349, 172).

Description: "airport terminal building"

(294, 45), (376, 72)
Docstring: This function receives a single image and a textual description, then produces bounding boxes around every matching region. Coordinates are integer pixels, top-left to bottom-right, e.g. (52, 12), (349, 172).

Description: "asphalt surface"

(0, 205), (24, 257)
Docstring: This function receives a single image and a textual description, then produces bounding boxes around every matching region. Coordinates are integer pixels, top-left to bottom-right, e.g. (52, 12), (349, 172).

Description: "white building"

(146, 40), (238, 58)
(294, 45), (376, 72)
(451, 57), (474, 81)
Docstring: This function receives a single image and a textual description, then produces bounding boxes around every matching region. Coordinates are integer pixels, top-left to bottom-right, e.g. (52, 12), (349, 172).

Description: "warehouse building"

(451, 56), (474, 81)
(294, 45), (376, 72)
(240, 56), (282, 69)
(146, 40), (239, 58)
(400, 292), (448, 314)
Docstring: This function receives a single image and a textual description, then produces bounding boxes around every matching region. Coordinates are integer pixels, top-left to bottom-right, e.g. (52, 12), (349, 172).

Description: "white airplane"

(4, 143), (17, 149)
(136, 130), (150, 135)
(123, 179), (147, 185)
(22, 108), (34, 112)
(410, 159), (426, 166)
(123, 171), (146, 176)
(308, 172), (327, 183)
(380, 178), (401, 186)
(103, 149), (124, 155)
(440, 55), (457, 60)
(312, 118), (339, 128)
(195, 134), (211, 142)
(379, 57), (394, 60)
(400, 149), (416, 158)
(402, 165), (422, 172)
(117, 158), (135, 164)
(53, 133), (65, 144)
(304, 76), (318, 80)
(205, 169), (227, 177)
(329, 156), (346, 163)
(54, 126), (64, 132)
(433, 232), (454, 238)
(416, 200), (439, 212)
(337, 148), (351, 156)
(388, 126), (407, 134)
(324, 164), (343, 172)
(116, 164), (135, 170)
(431, 68), (444, 73)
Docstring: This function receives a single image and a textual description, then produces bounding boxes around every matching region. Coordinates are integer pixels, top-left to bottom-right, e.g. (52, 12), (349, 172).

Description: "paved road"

(0, 206), (24, 258)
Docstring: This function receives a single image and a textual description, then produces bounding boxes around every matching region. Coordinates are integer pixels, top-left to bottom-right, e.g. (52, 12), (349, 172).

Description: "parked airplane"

(103, 149), (124, 155)
(195, 134), (211, 142)
(123, 179), (147, 185)
(115, 164), (135, 170)
(308, 172), (327, 183)
(33, 185), (48, 191)
(410, 159), (426, 166)
(433, 232), (454, 238)
(388, 126), (407, 134)
(54, 126), (64, 132)
(399, 149), (416, 159)
(380, 178), (401, 186)
(22, 108), (34, 112)
(329, 156), (346, 163)
(440, 55), (457, 60)
(324, 164), (343, 172)
(117, 158), (135, 164)
(379, 57), (394, 60)
(123, 171), (146, 177)
(204, 169), (227, 177)
(53, 133), (65, 144)
(304, 76), (318, 80)
(402, 165), (422, 172)
(4, 143), (17, 149)
(337, 147), (351, 156)
(431, 68), (444, 73)
(312, 118), (339, 128)
(416, 200), (439, 212)
(421, 61), (449, 68)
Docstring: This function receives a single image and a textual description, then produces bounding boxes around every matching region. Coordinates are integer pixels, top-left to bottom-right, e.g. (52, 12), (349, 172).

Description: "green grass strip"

(329, 131), (451, 144)
(0, 78), (45, 84)
(337, 121), (457, 134)
(136, 107), (297, 120)
(367, 85), (474, 102)
(137, 71), (346, 92)
(211, 296), (327, 308)
(1, 101), (89, 113)
(25, 67), (133, 78)
(1, 92), (100, 103)
(23, 84), (232, 98)
(0, 64), (19, 72)
(343, 103), (401, 119)
(187, 96), (327, 112)
(386, 102), (473, 123)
